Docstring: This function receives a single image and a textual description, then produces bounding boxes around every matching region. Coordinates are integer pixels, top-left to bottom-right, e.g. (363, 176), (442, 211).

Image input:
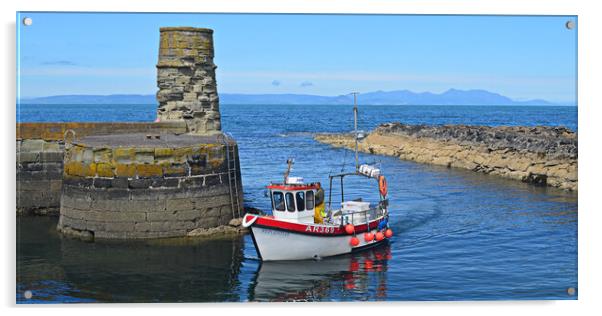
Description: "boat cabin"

(267, 177), (320, 224)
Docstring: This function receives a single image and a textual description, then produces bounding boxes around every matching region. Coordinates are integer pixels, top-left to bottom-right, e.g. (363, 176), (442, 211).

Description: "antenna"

(284, 158), (294, 183)
(351, 92), (360, 171)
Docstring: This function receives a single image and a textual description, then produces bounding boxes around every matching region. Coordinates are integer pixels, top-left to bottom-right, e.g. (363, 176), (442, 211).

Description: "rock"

(187, 224), (246, 237)
(314, 123), (577, 191)
(228, 217), (243, 227)
(57, 225), (94, 242)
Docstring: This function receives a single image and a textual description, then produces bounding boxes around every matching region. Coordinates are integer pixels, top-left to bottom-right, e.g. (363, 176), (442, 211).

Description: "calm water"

(17, 104), (578, 302)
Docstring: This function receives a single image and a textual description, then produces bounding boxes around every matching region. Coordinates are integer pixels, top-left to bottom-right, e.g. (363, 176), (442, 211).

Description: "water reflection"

(249, 243), (392, 302)
(17, 216), (245, 303)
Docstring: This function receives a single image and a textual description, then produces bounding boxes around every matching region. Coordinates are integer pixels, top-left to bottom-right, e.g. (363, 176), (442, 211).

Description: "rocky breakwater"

(315, 123), (577, 191)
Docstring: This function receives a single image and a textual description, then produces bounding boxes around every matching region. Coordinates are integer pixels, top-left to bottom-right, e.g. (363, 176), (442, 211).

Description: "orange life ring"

(378, 175), (388, 197)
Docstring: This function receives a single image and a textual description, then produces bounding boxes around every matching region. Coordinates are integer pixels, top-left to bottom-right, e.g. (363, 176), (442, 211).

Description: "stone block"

(85, 220), (107, 231)
(115, 164), (136, 178)
(42, 141), (61, 152)
(129, 188), (176, 201)
(93, 178), (113, 189)
(103, 188), (130, 200)
(111, 177), (129, 189)
(166, 198), (194, 212)
(154, 148), (174, 159)
(174, 208), (202, 221)
(173, 147), (193, 160)
(96, 163), (114, 177)
(64, 161), (85, 176)
(180, 176), (205, 188)
(97, 210), (146, 222)
(104, 221), (136, 232)
(21, 162), (43, 171)
(163, 164), (187, 177)
(129, 178), (152, 189)
(134, 222), (152, 232)
(20, 139), (45, 152)
(95, 231), (127, 239)
(93, 148), (112, 162)
(59, 214), (87, 231)
(136, 164), (163, 178)
(197, 216), (219, 229)
(149, 221), (169, 232)
(136, 199), (167, 212)
(150, 177), (166, 188)
(134, 150), (155, 164)
(39, 151), (63, 162)
(49, 180), (62, 191)
(17, 152), (39, 163)
(113, 148), (136, 163)
(82, 148), (94, 163)
(204, 174), (222, 186)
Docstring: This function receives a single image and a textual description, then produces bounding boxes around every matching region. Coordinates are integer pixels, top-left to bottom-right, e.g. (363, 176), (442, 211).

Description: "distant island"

(20, 89), (568, 106)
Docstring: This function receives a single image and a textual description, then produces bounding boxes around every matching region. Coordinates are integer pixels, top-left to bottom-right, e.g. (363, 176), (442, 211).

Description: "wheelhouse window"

(296, 191), (305, 211)
(272, 191), (285, 211)
(306, 190), (315, 209)
(285, 192), (295, 212)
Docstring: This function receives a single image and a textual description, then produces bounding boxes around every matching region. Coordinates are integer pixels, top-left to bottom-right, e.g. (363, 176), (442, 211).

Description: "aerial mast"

(283, 158), (294, 184)
(351, 92), (360, 172)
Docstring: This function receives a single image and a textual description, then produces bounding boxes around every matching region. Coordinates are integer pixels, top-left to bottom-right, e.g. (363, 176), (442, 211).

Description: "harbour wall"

(315, 123), (577, 191)
(16, 122), (187, 215)
(16, 27), (244, 240)
(58, 133), (242, 239)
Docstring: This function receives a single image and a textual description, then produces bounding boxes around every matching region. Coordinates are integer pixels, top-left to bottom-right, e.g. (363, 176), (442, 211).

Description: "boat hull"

(250, 225), (387, 261)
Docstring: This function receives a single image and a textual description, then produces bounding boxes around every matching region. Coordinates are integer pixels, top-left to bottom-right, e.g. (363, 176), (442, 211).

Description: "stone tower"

(156, 27), (221, 134)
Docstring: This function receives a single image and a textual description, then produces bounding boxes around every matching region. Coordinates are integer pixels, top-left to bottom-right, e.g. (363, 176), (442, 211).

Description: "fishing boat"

(242, 93), (393, 261)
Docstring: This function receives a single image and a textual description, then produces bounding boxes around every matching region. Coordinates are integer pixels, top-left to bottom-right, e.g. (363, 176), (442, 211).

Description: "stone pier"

(17, 27), (244, 240)
(58, 133), (241, 239)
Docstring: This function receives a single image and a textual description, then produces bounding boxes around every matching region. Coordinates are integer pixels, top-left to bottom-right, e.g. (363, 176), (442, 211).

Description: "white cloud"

(20, 66), (155, 77)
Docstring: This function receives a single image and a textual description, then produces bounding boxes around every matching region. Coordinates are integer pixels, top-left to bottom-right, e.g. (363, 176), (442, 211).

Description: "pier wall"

(17, 122), (187, 215)
(57, 134), (242, 239)
(17, 27), (245, 240)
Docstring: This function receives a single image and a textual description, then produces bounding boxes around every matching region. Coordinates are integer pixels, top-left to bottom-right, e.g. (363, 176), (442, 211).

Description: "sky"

(17, 12), (577, 103)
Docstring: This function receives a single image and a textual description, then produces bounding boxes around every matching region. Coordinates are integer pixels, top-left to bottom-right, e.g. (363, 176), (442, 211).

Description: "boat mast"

(351, 92), (360, 171)
(283, 158), (294, 184)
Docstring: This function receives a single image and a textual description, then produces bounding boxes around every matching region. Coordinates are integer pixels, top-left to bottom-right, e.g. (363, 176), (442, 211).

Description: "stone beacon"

(53, 27), (243, 240)
(156, 27), (221, 134)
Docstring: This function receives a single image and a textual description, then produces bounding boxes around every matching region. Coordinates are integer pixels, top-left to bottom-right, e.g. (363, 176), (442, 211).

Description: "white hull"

(251, 226), (385, 261)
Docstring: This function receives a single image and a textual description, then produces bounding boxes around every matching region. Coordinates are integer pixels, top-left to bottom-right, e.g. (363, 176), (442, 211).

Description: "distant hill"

(21, 89), (561, 106)
(21, 94), (157, 105)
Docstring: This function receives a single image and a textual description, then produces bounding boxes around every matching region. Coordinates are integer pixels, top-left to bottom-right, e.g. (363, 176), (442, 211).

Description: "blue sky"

(17, 12), (577, 103)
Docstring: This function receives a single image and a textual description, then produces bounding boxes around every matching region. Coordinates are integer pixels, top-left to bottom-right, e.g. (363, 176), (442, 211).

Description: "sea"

(16, 104), (578, 302)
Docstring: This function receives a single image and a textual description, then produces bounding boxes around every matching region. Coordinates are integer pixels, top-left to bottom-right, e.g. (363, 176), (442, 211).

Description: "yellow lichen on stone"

(64, 161), (84, 177)
(115, 164), (137, 178)
(136, 164), (163, 178)
(208, 159), (223, 169)
(163, 164), (187, 176)
(83, 163), (97, 177)
(94, 148), (112, 163)
(113, 148), (136, 162)
(154, 148), (174, 159)
(208, 144), (225, 160)
(173, 147), (192, 161)
(96, 163), (114, 177)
